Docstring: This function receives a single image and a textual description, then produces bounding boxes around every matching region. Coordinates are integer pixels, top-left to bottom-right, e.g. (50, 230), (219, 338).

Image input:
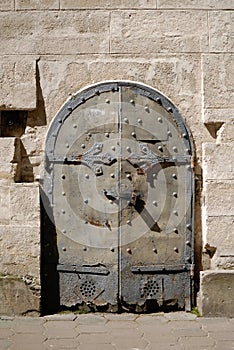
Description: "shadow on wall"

(27, 61), (47, 128)
(40, 187), (60, 315)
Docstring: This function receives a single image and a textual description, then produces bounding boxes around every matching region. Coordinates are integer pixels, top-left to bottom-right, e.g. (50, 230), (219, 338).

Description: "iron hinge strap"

(131, 264), (192, 274)
(57, 264), (110, 275)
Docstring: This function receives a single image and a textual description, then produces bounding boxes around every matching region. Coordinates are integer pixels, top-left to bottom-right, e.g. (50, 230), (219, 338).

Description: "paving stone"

(10, 344), (46, 350)
(106, 320), (138, 329)
(110, 328), (144, 338)
(145, 334), (178, 345)
(170, 320), (202, 329)
(104, 313), (138, 321)
(14, 323), (44, 334)
(76, 324), (107, 333)
(78, 333), (112, 344)
(136, 314), (168, 324)
(75, 314), (107, 324)
(0, 339), (13, 350)
(111, 337), (148, 349)
(199, 318), (233, 332)
(44, 313), (77, 321)
(214, 341), (234, 350)
(165, 312), (197, 321)
(44, 321), (78, 339)
(0, 328), (14, 338)
(209, 332), (234, 341)
(11, 333), (46, 344)
(77, 344), (115, 350)
(178, 336), (216, 347)
(43, 338), (78, 349)
(139, 324), (174, 337)
(172, 328), (207, 337)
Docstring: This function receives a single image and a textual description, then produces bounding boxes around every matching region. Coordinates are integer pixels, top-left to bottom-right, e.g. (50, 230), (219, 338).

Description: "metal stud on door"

(42, 81), (194, 312)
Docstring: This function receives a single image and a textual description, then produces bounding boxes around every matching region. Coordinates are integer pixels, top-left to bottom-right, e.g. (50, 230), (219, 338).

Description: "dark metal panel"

(119, 84), (194, 311)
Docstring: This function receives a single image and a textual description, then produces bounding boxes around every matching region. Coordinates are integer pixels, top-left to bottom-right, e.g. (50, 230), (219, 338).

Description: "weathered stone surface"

(0, 186), (10, 224)
(0, 138), (20, 164)
(0, 58), (36, 110)
(217, 122), (234, 143)
(10, 183), (40, 225)
(203, 108), (234, 124)
(158, 0), (234, 9)
(0, 0), (14, 10)
(203, 143), (234, 180)
(209, 11), (234, 52)
(0, 138), (21, 184)
(205, 216), (234, 250)
(202, 54), (234, 109)
(21, 126), (46, 156)
(0, 225), (40, 278)
(0, 11), (109, 55)
(0, 276), (40, 316)
(203, 181), (234, 216)
(61, 0), (156, 9)
(198, 270), (234, 317)
(110, 11), (208, 53)
(15, 0), (59, 10)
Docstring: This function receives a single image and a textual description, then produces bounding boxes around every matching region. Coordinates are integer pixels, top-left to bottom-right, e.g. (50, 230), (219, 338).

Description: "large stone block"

(203, 108), (234, 124)
(61, 0), (156, 9)
(203, 143), (234, 180)
(10, 183), (40, 226)
(202, 54), (234, 110)
(0, 11), (109, 55)
(209, 11), (234, 52)
(0, 58), (36, 110)
(0, 186), (10, 224)
(0, 225), (40, 278)
(0, 138), (21, 184)
(0, 0), (14, 10)
(0, 138), (20, 163)
(205, 215), (234, 259)
(203, 181), (234, 216)
(15, 0), (59, 10)
(198, 270), (234, 317)
(158, 0), (234, 9)
(217, 123), (234, 143)
(110, 11), (208, 53)
(0, 276), (40, 316)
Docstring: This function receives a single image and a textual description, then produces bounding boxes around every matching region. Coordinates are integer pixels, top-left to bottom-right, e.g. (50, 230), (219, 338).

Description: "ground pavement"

(0, 312), (233, 350)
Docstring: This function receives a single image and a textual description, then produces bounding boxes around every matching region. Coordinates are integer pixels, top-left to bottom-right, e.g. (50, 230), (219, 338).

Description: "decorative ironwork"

(76, 142), (115, 175)
(127, 143), (172, 171)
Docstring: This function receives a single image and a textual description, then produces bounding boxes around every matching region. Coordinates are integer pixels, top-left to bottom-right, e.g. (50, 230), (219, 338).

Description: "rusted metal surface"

(42, 81), (194, 312)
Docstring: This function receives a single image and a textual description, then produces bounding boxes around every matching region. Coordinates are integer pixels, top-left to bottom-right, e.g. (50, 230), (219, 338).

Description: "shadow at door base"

(52, 301), (184, 316)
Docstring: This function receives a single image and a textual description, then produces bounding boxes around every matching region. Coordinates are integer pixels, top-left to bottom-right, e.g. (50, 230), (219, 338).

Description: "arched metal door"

(42, 81), (194, 312)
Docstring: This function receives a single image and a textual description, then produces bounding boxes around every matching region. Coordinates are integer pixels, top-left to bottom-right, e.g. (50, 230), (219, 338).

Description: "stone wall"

(0, 0), (233, 316)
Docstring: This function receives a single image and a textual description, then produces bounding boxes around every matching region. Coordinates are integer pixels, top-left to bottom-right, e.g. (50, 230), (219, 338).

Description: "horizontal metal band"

(57, 264), (110, 275)
(131, 265), (190, 274)
(48, 155), (191, 164)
